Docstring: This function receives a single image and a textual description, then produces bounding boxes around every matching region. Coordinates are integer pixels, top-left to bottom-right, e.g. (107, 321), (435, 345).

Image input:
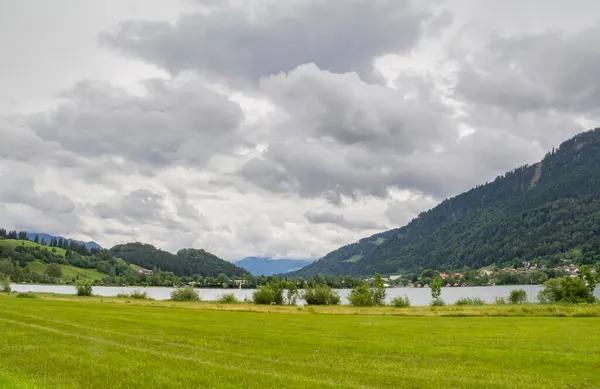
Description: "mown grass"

(0, 295), (598, 388)
(26, 260), (106, 281)
(0, 239), (66, 257)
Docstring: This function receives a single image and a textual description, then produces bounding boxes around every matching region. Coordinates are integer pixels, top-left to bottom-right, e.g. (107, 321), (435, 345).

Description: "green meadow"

(0, 240), (66, 257)
(0, 295), (599, 389)
(25, 260), (106, 282)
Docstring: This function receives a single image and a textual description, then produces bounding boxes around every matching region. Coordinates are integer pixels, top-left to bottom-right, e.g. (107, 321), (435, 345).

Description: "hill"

(235, 257), (315, 276)
(0, 239), (67, 257)
(26, 232), (102, 250)
(110, 243), (248, 278)
(290, 128), (600, 278)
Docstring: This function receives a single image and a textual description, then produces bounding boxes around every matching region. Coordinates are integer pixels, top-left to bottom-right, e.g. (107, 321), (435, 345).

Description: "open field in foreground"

(0, 295), (599, 389)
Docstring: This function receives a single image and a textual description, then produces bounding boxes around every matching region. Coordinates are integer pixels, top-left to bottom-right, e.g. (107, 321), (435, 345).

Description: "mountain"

(111, 242), (248, 277)
(290, 128), (600, 278)
(235, 257), (315, 276)
(26, 232), (102, 250)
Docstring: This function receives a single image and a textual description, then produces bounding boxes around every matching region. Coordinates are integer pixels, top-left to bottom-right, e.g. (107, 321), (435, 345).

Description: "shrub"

(303, 285), (341, 305)
(170, 287), (200, 301)
(508, 289), (528, 304)
(495, 297), (507, 305)
(217, 293), (239, 304)
(252, 285), (277, 305)
(348, 284), (375, 307)
(16, 291), (37, 299)
(0, 276), (11, 293)
(117, 290), (152, 300)
(455, 297), (485, 306)
(537, 277), (596, 304)
(430, 298), (445, 307)
(390, 295), (411, 308)
(252, 281), (291, 305)
(75, 280), (93, 297)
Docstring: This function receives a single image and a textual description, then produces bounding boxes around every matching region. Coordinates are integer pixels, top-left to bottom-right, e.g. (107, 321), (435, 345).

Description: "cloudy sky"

(2, 0), (600, 261)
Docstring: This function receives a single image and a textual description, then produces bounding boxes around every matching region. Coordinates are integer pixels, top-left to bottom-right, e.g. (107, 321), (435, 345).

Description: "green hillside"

(0, 239), (66, 257)
(26, 260), (106, 281)
(291, 128), (600, 277)
(111, 243), (248, 278)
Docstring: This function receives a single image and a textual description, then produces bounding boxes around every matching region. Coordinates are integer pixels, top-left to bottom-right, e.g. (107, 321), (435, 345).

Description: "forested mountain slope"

(111, 243), (248, 277)
(290, 128), (600, 277)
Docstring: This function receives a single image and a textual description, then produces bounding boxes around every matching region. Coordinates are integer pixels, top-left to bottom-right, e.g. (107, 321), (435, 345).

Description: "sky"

(2, 0), (600, 261)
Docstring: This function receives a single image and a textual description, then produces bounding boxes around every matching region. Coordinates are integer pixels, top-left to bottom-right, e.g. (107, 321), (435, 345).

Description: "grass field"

(0, 295), (598, 388)
(25, 261), (106, 281)
(0, 239), (66, 257)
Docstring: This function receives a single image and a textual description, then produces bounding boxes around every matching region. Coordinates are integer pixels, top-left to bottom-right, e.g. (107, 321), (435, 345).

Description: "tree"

(421, 269), (437, 280)
(430, 278), (442, 300)
(46, 263), (63, 279)
(34, 235), (39, 243)
(371, 273), (386, 305)
(579, 265), (597, 295)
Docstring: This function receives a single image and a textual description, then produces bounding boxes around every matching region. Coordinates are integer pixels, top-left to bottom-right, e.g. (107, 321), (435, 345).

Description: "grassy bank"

(0, 295), (599, 388)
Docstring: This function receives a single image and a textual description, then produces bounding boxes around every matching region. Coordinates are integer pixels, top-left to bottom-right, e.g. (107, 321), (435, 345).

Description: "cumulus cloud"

(26, 78), (244, 168)
(0, 172), (75, 214)
(101, 0), (433, 82)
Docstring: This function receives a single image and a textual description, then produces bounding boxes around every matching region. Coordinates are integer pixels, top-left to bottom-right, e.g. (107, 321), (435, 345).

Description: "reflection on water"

(13, 283), (596, 306)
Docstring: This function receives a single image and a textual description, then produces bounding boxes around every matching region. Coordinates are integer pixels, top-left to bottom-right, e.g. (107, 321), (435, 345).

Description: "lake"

(12, 283), (599, 305)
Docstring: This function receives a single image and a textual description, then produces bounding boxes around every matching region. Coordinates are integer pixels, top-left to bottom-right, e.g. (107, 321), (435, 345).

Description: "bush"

(217, 293), (239, 304)
(455, 297), (485, 306)
(170, 287), (200, 301)
(508, 289), (528, 304)
(16, 291), (37, 299)
(252, 285), (277, 305)
(252, 281), (291, 305)
(348, 284), (375, 307)
(117, 290), (152, 300)
(495, 297), (507, 305)
(75, 280), (93, 297)
(0, 276), (11, 293)
(537, 277), (596, 304)
(390, 295), (411, 308)
(303, 285), (341, 305)
(430, 298), (445, 307)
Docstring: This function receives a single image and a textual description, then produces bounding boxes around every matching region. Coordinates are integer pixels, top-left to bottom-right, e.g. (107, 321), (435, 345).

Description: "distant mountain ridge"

(235, 257), (315, 276)
(26, 232), (102, 250)
(289, 128), (600, 278)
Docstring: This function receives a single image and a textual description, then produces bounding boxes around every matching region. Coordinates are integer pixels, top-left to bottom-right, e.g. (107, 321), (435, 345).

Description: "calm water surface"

(13, 283), (599, 306)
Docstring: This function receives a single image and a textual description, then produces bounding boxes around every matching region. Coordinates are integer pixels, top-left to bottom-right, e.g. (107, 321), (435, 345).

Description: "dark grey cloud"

(453, 27), (600, 148)
(26, 79), (244, 168)
(304, 210), (385, 231)
(0, 173), (75, 214)
(239, 64), (464, 201)
(456, 28), (600, 114)
(94, 189), (167, 224)
(101, 0), (432, 82)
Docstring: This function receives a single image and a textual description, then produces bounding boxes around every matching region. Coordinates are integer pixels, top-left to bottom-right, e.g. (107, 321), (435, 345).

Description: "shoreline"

(2, 292), (599, 317)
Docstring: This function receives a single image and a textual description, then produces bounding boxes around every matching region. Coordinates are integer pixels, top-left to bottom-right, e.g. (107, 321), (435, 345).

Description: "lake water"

(12, 283), (599, 306)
